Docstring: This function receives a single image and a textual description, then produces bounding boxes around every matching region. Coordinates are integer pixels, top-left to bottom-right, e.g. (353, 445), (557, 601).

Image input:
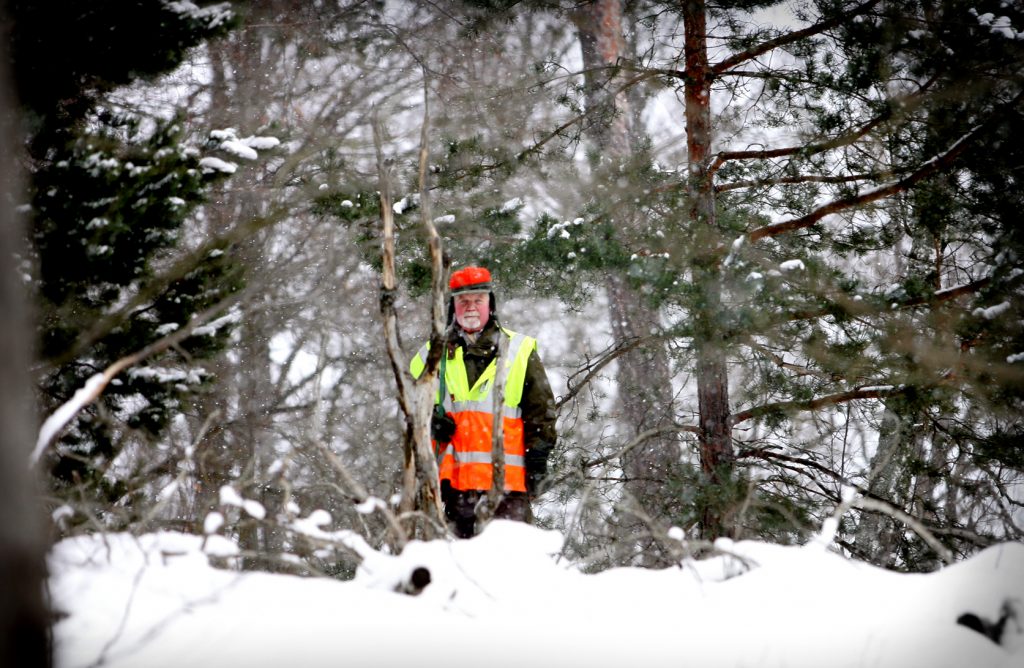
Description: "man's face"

(454, 292), (489, 332)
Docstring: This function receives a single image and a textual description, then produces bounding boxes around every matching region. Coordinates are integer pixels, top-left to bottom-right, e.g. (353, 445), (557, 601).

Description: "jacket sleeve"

(520, 346), (558, 454)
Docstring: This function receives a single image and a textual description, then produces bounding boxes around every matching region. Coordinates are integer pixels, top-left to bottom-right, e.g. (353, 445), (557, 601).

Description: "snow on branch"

(312, 438), (409, 550)
(29, 292), (248, 467)
(32, 373), (108, 467)
(747, 276), (992, 335)
(163, 1), (233, 28)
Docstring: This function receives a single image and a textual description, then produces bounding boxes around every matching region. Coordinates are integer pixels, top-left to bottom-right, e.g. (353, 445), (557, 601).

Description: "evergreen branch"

(717, 69), (807, 80)
(443, 68), (659, 184)
(30, 288), (251, 466)
(711, 0), (883, 74)
(715, 171), (883, 193)
(729, 385), (903, 427)
(742, 276), (992, 335)
(737, 446), (865, 490)
(746, 340), (834, 379)
(709, 74), (939, 176)
(710, 111), (894, 175)
(747, 90), (1024, 242)
(514, 70), (657, 163)
(49, 208), (284, 369)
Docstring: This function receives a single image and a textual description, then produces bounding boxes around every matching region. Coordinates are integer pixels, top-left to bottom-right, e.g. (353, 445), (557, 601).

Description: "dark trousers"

(442, 488), (532, 538)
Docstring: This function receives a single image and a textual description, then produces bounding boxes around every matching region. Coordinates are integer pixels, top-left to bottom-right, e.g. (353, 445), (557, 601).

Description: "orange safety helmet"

(447, 265), (497, 325)
(449, 266), (492, 294)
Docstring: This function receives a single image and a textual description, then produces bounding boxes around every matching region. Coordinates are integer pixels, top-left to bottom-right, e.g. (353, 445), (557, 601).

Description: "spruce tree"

(7, 0), (252, 529)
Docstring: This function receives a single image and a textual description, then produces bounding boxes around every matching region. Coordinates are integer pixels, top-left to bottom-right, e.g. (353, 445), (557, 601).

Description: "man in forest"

(410, 265), (558, 538)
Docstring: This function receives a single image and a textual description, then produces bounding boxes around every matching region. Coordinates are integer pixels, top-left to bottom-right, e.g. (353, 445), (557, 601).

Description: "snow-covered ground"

(49, 521), (1024, 668)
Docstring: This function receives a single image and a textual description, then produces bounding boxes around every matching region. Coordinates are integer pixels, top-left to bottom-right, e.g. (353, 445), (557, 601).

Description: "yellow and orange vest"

(410, 328), (536, 493)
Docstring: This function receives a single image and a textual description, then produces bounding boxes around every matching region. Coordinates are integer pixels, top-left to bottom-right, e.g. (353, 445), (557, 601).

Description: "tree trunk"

(683, 0), (735, 540)
(574, 0), (683, 558)
(0, 33), (52, 666)
(853, 404), (907, 567)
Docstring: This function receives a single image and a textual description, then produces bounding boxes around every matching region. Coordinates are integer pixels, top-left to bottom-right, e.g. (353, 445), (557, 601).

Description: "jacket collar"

(452, 319), (502, 355)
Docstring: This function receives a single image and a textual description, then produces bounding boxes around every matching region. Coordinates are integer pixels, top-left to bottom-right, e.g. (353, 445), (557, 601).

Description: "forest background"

(1, 0), (1023, 662)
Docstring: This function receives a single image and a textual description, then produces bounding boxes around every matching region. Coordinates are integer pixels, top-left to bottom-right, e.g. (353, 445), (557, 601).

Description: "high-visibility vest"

(410, 328), (535, 492)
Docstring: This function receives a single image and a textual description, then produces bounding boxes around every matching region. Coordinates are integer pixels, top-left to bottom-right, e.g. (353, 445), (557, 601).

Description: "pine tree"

(438, 0), (1024, 565)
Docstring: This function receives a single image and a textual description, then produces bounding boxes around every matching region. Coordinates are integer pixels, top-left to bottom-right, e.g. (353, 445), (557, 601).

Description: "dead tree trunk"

(373, 110), (446, 537)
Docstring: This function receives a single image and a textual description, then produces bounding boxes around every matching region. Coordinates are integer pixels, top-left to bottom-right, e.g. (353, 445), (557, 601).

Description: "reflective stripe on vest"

(409, 328), (535, 492)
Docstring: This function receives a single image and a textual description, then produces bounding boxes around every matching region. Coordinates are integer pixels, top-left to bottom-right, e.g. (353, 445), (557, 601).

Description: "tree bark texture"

(374, 112), (446, 535)
(206, 37), (286, 566)
(853, 403), (913, 567)
(683, 0), (735, 540)
(574, 0), (685, 553)
(0, 25), (52, 665)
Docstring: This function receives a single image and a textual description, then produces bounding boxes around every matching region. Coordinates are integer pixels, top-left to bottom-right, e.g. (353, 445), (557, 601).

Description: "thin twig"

(312, 438), (408, 551)
(853, 496), (954, 565)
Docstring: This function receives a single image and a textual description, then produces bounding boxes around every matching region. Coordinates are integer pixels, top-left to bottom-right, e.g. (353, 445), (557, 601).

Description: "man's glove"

(431, 412), (456, 443)
(439, 479), (454, 507)
(525, 442), (552, 498)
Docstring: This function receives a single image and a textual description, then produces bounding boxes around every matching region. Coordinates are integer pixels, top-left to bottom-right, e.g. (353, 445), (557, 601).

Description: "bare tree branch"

(853, 496), (954, 565)
(729, 385), (904, 427)
(484, 333), (509, 523)
(312, 438), (409, 550)
(30, 288), (251, 466)
(557, 335), (643, 411)
(581, 425), (697, 470)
